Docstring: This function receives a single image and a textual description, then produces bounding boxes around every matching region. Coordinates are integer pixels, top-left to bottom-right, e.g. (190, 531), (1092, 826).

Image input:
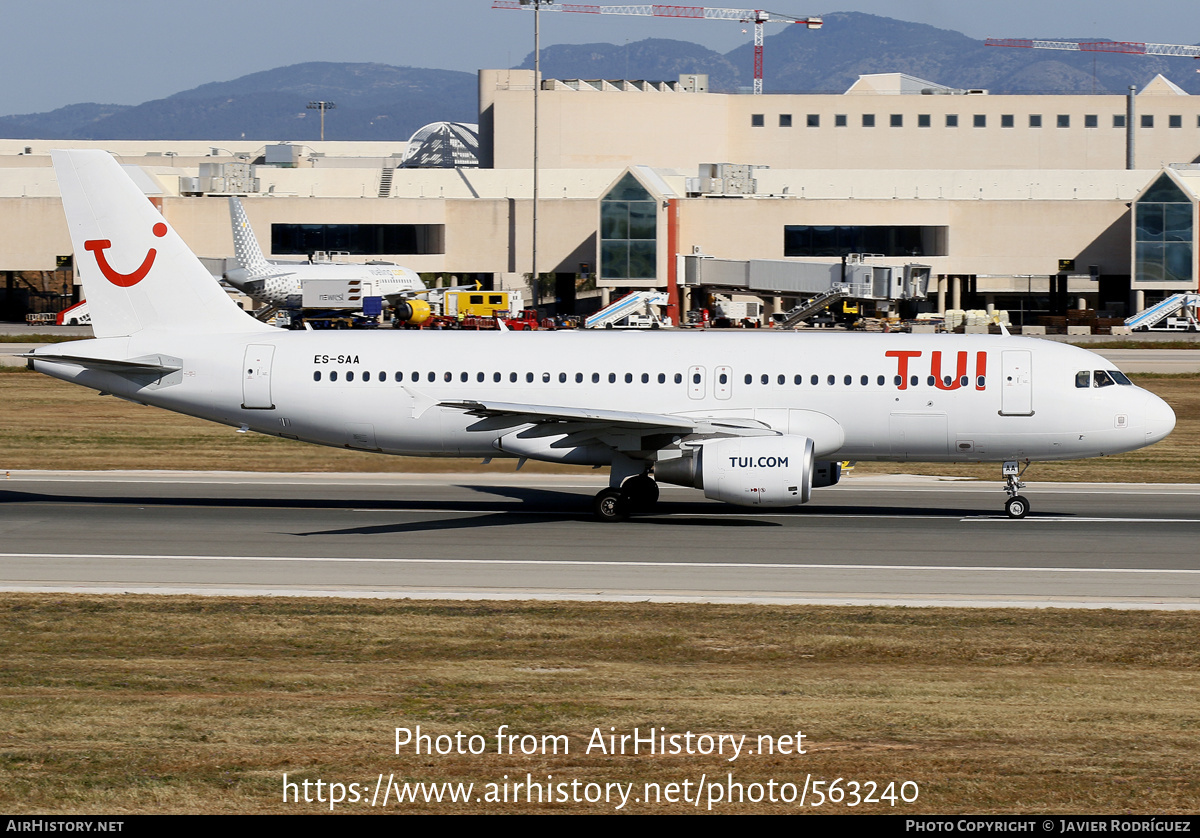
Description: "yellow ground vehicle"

(443, 291), (513, 318)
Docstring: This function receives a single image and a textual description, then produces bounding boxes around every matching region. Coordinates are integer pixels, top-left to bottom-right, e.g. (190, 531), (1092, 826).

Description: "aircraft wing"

(439, 399), (697, 432)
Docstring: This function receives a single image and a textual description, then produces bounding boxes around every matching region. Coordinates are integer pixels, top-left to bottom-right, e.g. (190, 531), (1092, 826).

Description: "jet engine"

(656, 435), (839, 507)
(393, 299), (432, 325)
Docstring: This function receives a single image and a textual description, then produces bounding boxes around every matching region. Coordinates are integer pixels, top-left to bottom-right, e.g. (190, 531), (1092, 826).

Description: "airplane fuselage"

(33, 330), (1174, 466)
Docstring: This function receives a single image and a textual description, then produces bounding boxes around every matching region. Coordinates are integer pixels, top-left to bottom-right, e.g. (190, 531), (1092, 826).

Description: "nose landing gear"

(1002, 460), (1031, 518)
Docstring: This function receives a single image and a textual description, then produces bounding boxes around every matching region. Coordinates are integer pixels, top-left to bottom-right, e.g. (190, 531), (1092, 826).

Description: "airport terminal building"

(1, 69), (1198, 326)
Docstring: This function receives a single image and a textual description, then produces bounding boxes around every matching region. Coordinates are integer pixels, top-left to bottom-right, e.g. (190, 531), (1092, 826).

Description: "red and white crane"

(986, 37), (1200, 59)
(494, 2), (823, 94)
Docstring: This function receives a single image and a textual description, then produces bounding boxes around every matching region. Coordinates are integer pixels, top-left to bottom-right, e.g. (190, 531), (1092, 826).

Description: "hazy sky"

(2, 0), (1195, 115)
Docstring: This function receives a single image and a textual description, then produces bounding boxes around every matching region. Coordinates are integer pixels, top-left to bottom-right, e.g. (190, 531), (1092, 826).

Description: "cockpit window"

(1109, 370), (1133, 386)
(1075, 371), (1091, 388)
(1093, 370), (1115, 388)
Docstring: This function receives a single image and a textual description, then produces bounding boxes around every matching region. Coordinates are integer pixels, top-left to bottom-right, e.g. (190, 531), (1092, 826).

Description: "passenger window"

(363, 371), (371, 382)
(313, 371), (321, 381)
(477, 372), (485, 382)
(494, 372), (501, 382)
(510, 372), (518, 382)
(1076, 371), (1091, 388)
(927, 376), (935, 386)
(559, 373), (567, 383)
(427, 372), (436, 382)
(379, 371), (385, 382)
(827, 375), (835, 385)
(593, 373), (601, 383)
(720, 373), (729, 384)
(1093, 370), (1115, 388)
(844, 375), (852, 385)
(624, 373), (633, 384)
(658, 373), (666, 384)
(330, 371), (338, 382)
(576, 373), (583, 383)
(444, 372), (452, 382)
(411, 371), (418, 381)
(461, 372), (468, 382)
(959, 376), (968, 387)
(894, 376), (902, 386)
(610, 373), (617, 383)
(347, 371), (355, 382)
(542, 372), (550, 383)
(860, 375), (868, 385)
(910, 376), (918, 387)
(761, 374), (769, 385)
(794, 375), (802, 385)
(778, 375), (785, 385)
(692, 373), (700, 384)
(811, 375), (818, 385)
(977, 376), (986, 387)
(877, 375), (885, 386)
(526, 372), (535, 383)
(675, 373), (683, 384)
(745, 374), (753, 385)
(641, 373), (649, 383)
(394, 372), (402, 382)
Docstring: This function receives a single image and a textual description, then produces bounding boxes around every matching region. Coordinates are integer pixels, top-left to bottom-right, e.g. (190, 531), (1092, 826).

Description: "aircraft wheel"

(593, 488), (629, 522)
(623, 475), (659, 511)
(1005, 495), (1030, 519)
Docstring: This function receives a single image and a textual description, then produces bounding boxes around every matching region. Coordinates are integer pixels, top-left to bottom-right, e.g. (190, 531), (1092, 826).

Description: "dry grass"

(1, 366), (1196, 481)
(0, 596), (1197, 814)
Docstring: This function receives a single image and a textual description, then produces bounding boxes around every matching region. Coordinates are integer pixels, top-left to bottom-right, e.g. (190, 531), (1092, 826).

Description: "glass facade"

(600, 173), (657, 281)
(1135, 174), (1194, 284)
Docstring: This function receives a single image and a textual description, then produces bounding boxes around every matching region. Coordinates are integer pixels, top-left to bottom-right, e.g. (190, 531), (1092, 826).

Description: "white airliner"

(223, 196), (436, 320)
(31, 150), (1175, 521)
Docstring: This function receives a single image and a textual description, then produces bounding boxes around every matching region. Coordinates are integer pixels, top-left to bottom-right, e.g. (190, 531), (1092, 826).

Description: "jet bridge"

(682, 254), (930, 319)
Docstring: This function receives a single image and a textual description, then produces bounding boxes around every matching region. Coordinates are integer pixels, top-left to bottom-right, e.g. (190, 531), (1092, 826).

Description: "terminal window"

(918, 114), (931, 128)
(784, 225), (948, 258)
(1001, 114), (1014, 128)
(945, 114), (958, 127)
(271, 223), (444, 255)
(1134, 174), (1194, 284)
(1114, 115), (1126, 128)
(1169, 115), (1182, 128)
(1057, 115), (1070, 128)
(973, 114), (986, 128)
(751, 114), (765, 127)
(890, 114), (903, 127)
(862, 114), (875, 127)
(807, 114), (820, 127)
(835, 114), (847, 127)
(779, 114), (793, 127)
(1142, 115), (1154, 128)
(1085, 114), (1098, 128)
(600, 173), (657, 282)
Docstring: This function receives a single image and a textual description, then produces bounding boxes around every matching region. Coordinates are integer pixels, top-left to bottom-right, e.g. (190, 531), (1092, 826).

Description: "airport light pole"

(307, 101), (336, 142)
(520, 0), (553, 312)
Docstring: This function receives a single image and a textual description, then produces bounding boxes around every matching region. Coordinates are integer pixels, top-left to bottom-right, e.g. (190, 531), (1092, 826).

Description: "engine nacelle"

(393, 299), (432, 324)
(657, 435), (817, 507)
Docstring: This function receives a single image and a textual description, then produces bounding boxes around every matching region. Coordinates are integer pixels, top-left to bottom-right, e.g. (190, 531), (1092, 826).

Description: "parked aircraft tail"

(228, 196), (273, 278)
(51, 149), (267, 338)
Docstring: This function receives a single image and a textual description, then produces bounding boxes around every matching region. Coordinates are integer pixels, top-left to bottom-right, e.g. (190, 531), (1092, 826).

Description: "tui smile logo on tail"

(85, 222), (168, 287)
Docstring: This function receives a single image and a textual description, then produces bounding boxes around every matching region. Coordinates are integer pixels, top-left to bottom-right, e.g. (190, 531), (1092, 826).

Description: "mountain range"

(3, 12), (1196, 142)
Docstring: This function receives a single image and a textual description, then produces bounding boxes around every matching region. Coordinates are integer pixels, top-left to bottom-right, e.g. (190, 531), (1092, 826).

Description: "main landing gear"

(1002, 460), (1031, 519)
(592, 473), (659, 522)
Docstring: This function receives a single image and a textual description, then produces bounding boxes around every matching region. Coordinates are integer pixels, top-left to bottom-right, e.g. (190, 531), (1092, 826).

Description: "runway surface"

(2, 471), (1198, 609)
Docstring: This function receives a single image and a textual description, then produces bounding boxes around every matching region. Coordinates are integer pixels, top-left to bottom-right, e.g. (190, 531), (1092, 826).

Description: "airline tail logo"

(85, 222), (168, 287)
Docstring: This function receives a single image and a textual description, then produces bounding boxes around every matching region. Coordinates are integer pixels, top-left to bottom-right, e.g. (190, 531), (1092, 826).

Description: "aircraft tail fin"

(228, 196), (273, 278)
(52, 150), (269, 338)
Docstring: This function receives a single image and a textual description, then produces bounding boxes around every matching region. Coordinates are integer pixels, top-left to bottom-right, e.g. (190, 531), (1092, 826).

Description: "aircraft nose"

(1142, 390), (1176, 446)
